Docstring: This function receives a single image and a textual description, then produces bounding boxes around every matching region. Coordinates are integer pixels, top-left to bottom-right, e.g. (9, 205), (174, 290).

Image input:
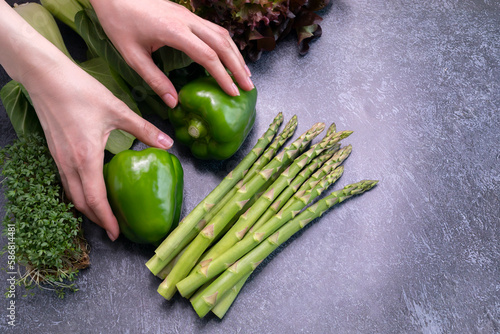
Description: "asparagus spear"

(211, 271), (252, 319)
(249, 144), (351, 234)
(325, 122), (336, 137)
(183, 160), (339, 298)
(147, 187), (261, 277)
(177, 167), (344, 297)
(190, 179), (379, 317)
(153, 113), (283, 263)
(156, 246), (187, 280)
(243, 116), (298, 184)
(210, 130), (343, 319)
(147, 170), (282, 277)
(189, 115), (298, 237)
(147, 161), (287, 276)
(193, 131), (352, 272)
(192, 130), (352, 268)
(157, 123), (326, 300)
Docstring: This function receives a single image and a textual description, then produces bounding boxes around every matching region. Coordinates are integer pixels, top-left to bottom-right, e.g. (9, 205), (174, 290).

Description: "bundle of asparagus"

(146, 113), (378, 318)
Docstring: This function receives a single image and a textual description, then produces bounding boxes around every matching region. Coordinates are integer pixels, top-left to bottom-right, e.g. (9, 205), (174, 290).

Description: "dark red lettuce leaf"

(176, 0), (330, 61)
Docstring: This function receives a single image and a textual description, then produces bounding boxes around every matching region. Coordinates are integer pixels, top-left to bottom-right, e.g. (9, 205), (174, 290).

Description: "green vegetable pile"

(0, 135), (89, 297)
(146, 113), (378, 318)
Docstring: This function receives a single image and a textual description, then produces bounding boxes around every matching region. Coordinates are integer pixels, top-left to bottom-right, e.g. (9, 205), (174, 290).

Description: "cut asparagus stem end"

(157, 279), (176, 300)
(212, 272), (252, 319)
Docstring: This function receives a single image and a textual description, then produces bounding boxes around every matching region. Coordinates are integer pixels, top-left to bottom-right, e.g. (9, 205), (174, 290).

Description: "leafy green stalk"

(40, 0), (84, 33)
(14, 2), (74, 60)
(75, 0), (91, 9)
(0, 81), (42, 139)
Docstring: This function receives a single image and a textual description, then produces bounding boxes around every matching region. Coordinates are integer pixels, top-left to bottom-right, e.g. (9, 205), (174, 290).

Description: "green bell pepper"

(168, 76), (257, 160)
(103, 148), (183, 245)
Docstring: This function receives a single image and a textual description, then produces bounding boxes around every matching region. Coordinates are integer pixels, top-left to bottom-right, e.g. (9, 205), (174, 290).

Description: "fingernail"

(247, 77), (254, 90)
(107, 230), (117, 242)
(162, 93), (177, 109)
(158, 132), (174, 149)
(232, 83), (240, 96)
(245, 65), (252, 77)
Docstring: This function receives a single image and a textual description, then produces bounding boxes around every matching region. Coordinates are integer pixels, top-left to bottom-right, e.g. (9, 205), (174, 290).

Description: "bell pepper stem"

(187, 118), (208, 139)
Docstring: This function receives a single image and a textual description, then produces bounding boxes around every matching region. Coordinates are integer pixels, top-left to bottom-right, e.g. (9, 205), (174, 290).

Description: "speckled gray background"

(0, 0), (499, 333)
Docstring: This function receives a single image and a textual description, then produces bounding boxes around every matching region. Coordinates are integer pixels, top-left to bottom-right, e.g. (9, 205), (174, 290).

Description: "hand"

(20, 54), (173, 241)
(90, 0), (254, 108)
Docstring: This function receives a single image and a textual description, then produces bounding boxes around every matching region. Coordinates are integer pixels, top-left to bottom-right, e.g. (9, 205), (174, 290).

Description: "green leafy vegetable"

(0, 81), (43, 139)
(13, 2), (75, 60)
(39, 0), (84, 33)
(74, 9), (152, 96)
(75, 0), (91, 9)
(156, 46), (193, 74)
(0, 134), (89, 297)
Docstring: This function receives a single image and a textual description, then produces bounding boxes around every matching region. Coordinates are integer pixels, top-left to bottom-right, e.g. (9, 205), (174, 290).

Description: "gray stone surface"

(0, 0), (499, 333)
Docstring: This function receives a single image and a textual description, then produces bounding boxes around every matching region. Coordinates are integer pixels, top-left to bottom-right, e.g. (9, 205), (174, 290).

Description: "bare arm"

(0, 0), (173, 241)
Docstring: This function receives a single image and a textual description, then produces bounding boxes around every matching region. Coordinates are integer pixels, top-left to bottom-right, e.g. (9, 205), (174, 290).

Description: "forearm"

(0, 1), (70, 88)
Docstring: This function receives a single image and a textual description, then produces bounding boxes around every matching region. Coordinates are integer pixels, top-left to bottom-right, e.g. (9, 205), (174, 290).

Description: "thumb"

(126, 48), (178, 108)
(120, 111), (174, 149)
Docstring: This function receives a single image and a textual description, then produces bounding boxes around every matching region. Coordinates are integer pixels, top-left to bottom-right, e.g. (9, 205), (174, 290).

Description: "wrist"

(0, 1), (73, 87)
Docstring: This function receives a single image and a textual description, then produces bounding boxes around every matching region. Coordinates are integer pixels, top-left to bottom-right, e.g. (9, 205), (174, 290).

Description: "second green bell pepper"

(168, 76), (257, 160)
(103, 148), (183, 245)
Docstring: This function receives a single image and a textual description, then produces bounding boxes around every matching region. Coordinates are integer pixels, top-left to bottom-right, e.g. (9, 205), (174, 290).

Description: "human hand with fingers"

(0, 0), (174, 241)
(90, 0), (254, 108)
(23, 59), (173, 242)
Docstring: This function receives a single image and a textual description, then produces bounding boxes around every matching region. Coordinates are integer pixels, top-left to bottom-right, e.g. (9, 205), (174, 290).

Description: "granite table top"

(0, 0), (498, 333)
